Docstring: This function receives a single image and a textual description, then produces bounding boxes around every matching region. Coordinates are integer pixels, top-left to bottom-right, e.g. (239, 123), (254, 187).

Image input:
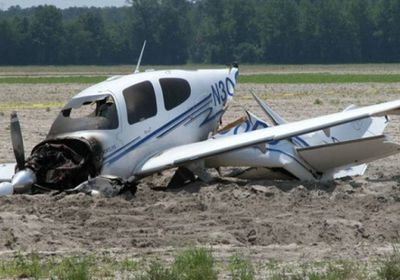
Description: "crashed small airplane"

(1, 59), (400, 196)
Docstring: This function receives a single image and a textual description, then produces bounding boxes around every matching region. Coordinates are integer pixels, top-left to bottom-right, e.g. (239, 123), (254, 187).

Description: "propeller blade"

(10, 112), (25, 170)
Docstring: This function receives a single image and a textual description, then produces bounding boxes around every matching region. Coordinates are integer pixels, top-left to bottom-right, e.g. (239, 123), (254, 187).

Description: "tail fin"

(251, 93), (286, 125)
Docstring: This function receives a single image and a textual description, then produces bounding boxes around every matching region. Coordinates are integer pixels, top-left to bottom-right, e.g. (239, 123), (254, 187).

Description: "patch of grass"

(119, 257), (140, 272)
(136, 248), (217, 280)
(0, 253), (45, 279)
(136, 260), (178, 280)
(305, 261), (365, 280)
(239, 73), (400, 84)
(377, 246), (400, 280)
(0, 254), (102, 279)
(51, 255), (93, 280)
(229, 255), (255, 280)
(2, 72), (400, 85)
(314, 98), (323, 105)
(4, 248), (400, 279)
(172, 247), (218, 280)
(0, 76), (107, 84)
(268, 260), (367, 280)
(265, 258), (280, 271)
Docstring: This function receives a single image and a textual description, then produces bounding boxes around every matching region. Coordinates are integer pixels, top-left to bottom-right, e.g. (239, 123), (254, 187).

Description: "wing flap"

(136, 99), (400, 175)
(297, 135), (400, 172)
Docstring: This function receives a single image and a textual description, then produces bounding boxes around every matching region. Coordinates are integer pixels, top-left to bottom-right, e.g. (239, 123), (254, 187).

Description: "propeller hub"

(11, 169), (36, 193)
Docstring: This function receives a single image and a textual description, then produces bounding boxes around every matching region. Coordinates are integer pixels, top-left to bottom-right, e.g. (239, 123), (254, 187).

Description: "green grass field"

(238, 73), (400, 84)
(1, 73), (400, 84)
(1, 247), (400, 280)
(1, 64), (400, 84)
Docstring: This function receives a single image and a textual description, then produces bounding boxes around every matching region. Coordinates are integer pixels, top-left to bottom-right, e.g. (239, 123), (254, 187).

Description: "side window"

(160, 78), (191, 111)
(123, 81), (157, 124)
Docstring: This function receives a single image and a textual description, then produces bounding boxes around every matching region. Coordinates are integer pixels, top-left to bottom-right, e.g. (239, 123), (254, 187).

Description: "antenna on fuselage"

(134, 40), (147, 74)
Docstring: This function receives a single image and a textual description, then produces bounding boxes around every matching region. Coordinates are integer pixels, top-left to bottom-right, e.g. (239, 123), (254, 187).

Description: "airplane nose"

(11, 169), (36, 193)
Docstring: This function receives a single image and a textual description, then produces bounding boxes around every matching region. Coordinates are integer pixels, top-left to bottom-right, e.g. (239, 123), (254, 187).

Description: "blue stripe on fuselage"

(104, 94), (213, 165)
(158, 101), (212, 138)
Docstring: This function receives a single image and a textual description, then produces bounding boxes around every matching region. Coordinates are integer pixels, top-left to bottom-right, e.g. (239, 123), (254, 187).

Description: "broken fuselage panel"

(25, 95), (115, 189)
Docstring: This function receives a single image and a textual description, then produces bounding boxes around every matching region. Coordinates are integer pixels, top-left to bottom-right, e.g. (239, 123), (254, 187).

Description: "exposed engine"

(25, 138), (103, 190)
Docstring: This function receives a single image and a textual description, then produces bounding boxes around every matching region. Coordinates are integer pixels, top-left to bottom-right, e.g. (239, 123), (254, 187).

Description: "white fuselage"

(51, 68), (238, 179)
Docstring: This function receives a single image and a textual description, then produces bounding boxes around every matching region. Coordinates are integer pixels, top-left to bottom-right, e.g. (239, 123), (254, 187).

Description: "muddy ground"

(1, 80), (400, 270)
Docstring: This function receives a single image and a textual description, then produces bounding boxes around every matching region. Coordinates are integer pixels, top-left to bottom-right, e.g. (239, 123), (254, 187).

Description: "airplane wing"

(136, 100), (400, 175)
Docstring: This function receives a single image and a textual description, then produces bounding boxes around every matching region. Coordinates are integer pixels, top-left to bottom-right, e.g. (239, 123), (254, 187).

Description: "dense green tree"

(190, 0), (260, 63)
(259, 0), (300, 63)
(229, 0), (262, 63)
(316, 0), (359, 62)
(0, 0), (400, 65)
(297, 0), (321, 63)
(77, 11), (109, 63)
(126, 0), (190, 64)
(30, 5), (64, 64)
(12, 16), (33, 64)
(375, 0), (400, 61)
(0, 20), (18, 64)
(348, 0), (375, 61)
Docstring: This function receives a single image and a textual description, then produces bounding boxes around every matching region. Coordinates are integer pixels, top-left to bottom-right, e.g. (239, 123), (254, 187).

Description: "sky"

(0, 0), (129, 10)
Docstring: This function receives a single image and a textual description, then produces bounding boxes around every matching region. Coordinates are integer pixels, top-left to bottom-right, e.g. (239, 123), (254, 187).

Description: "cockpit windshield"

(47, 94), (119, 137)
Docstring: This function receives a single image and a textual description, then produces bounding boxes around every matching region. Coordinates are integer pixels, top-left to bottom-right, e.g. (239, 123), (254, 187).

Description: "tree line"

(0, 0), (399, 65)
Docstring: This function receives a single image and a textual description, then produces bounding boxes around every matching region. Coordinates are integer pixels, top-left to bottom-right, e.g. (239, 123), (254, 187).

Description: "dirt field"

(1, 73), (400, 275)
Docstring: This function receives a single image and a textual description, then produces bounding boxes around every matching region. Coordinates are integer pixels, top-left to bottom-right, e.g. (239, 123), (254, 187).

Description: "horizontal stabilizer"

(297, 135), (400, 172)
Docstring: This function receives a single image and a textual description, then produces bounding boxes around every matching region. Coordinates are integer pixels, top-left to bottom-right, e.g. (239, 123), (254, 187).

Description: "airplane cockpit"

(47, 94), (119, 138)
